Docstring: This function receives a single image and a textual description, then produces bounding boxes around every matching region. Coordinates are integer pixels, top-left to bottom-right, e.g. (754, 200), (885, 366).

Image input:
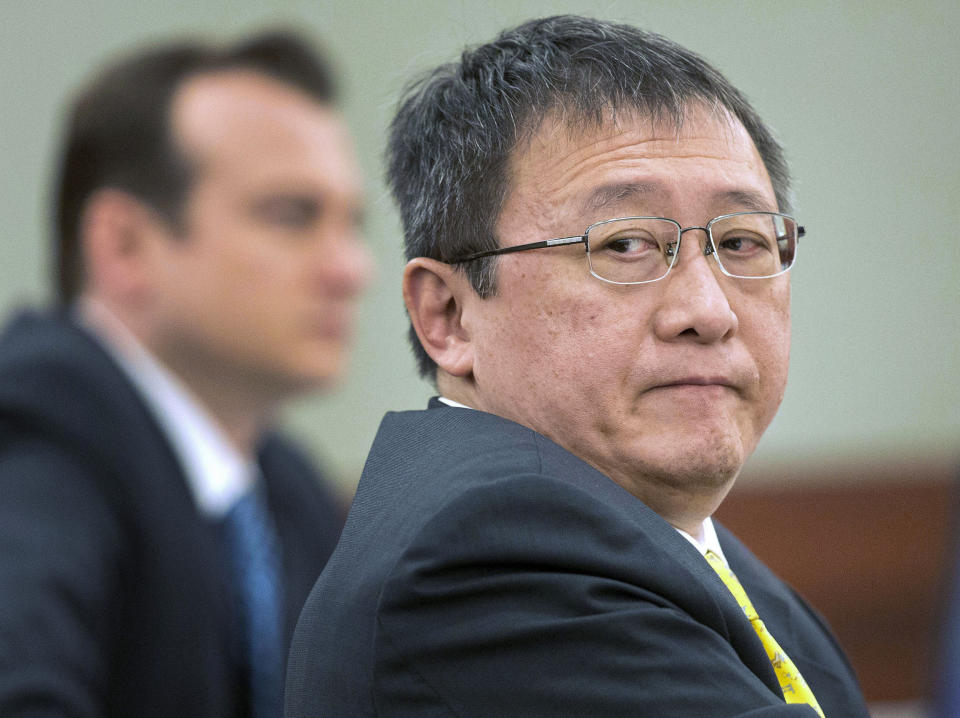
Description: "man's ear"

(403, 258), (475, 377)
(80, 189), (164, 304)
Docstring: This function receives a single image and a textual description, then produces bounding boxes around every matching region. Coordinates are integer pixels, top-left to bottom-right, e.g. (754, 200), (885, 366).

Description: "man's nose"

(652, 228), (738, 343)
(314, 230), (376, 297)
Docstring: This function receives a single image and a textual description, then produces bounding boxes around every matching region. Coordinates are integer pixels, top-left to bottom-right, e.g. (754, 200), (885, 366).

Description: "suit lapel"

(534, 434), (787, 699)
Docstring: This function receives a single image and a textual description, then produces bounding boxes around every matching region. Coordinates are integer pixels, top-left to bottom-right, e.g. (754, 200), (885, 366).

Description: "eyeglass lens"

(585, 213), (797, 283)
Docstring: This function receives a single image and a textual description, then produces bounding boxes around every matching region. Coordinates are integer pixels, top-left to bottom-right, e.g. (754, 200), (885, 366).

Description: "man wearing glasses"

(287, 15), (868, 717)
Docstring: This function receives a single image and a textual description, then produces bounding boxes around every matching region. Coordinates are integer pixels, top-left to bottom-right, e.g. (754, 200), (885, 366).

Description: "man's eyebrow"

(251, 193), (321, 211)
(582, 182), (659, 213)
(580, 184), (776, 216)
(713, 189), (776, 212)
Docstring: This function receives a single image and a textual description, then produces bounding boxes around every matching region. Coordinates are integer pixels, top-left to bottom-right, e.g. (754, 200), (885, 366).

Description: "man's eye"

(254, 197), (319, 228)
(718, 235), (768, 253)
(606, 236), (657, 254)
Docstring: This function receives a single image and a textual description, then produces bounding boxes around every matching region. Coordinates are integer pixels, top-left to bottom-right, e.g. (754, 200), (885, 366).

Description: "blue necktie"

(224, 486), (285, 718)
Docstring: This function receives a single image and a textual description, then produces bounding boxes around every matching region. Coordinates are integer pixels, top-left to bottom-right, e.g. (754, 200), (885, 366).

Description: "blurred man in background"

(0, 30), (372, 717)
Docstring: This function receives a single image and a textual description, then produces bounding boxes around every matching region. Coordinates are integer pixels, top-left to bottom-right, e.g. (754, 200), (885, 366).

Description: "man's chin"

(660, 453), (743, 493)
(249, 358), (346, 403)
(287, 365), (344, 394)
(617, 441), (746, 497)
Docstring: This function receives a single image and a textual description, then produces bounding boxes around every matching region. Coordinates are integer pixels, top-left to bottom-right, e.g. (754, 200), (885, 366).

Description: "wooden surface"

(716, 460), (959, 704)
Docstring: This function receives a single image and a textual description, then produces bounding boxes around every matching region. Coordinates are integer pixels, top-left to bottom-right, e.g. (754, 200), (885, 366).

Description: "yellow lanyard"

(705, 551), (825, 717)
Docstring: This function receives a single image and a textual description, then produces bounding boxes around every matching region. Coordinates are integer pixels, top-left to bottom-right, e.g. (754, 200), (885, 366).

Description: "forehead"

(501, 106), (776, 227)
(170, 69), (361, 193)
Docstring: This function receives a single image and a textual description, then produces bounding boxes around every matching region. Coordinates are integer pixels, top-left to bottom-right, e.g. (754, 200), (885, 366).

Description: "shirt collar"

(676, 517), (728, 565)
(76, 299), (256, 517)
(436, 396), (472, 409)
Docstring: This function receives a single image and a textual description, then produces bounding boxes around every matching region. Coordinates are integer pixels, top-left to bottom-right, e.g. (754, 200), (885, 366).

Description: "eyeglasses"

(447, 211), (804, 284)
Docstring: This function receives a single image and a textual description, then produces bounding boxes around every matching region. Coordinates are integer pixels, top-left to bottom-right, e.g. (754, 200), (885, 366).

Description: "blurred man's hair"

(386, 15), (792, 378)
(54, 30), (337, 304)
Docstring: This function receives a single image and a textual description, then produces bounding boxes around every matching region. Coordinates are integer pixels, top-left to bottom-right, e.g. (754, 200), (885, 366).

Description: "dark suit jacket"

(287, 400), (869, 717)
(0, 310), (345, 717)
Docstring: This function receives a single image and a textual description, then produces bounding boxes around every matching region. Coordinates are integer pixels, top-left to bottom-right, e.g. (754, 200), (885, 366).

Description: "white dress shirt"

(77, 299), (255, 518)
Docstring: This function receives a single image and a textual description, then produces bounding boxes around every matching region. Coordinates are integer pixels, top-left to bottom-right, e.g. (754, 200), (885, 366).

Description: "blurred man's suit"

(0, 311), (342, 716)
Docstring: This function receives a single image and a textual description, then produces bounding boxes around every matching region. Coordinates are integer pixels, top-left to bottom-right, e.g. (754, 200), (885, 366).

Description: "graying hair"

(387, 15), (792, 378)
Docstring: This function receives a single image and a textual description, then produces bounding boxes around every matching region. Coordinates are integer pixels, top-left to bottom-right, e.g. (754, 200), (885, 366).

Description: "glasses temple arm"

(448, 236), (584, 264)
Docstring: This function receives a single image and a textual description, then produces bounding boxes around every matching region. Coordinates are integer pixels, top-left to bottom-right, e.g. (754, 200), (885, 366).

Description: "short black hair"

(386, 15), (793, 378)
(54, 30), (337, 304)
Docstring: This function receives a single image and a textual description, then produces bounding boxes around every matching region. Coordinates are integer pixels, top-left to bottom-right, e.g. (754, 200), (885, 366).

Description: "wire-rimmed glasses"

(447, 211), (804, 284)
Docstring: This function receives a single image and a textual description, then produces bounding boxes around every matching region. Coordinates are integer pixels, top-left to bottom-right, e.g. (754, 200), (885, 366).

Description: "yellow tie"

(705, 551), (825, 717)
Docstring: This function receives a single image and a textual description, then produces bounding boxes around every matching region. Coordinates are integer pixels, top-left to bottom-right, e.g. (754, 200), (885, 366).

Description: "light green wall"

(2, 1), (958, 492)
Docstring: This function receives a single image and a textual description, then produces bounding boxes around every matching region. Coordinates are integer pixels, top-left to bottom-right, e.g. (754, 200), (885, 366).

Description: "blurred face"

(462, 107), (791, 526)
(147, 70), (372, 401)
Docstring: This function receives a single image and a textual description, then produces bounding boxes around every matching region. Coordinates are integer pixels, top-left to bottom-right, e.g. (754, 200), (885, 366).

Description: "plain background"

(2, 0), (957, 493)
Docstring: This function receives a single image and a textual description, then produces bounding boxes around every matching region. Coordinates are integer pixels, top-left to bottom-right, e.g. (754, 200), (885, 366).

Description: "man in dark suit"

(287, 15), (869, 717)
(0, 31), (372, 717)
